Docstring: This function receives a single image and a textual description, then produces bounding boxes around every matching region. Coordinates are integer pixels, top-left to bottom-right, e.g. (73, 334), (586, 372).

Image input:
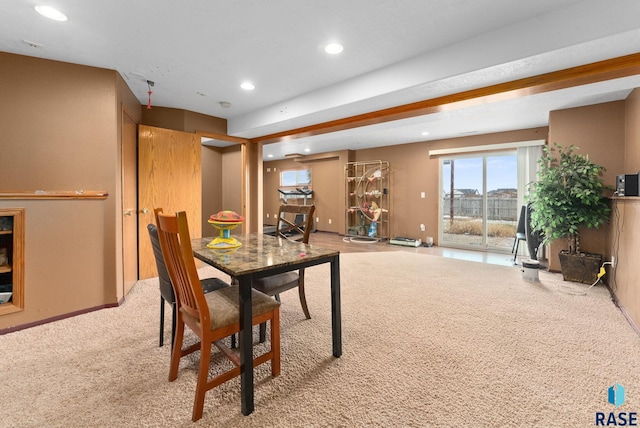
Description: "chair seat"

(181, 286), (280, 331)
(253, 271), (299, 295)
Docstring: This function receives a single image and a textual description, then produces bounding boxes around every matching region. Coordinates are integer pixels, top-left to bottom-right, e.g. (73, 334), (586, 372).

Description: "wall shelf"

(0, 190), (108, 200)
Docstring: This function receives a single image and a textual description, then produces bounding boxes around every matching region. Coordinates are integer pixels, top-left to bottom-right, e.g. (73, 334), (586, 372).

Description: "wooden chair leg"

(271, 308), (281, 377)
(169, 316), (185, 382)
(260, 294), (280, 343)
(298, 280), (311, 319)
(192, 338), (212, 422)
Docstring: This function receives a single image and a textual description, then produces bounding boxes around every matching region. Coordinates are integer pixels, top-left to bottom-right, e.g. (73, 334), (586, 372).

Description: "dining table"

(191, 232), (342, 416)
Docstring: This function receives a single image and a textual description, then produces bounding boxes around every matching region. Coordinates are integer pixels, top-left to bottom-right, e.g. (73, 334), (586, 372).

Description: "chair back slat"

(276, 204), (315, 244)
(155, 209), (210, 330)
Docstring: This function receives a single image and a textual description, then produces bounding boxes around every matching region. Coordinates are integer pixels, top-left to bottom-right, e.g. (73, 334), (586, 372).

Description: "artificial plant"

(527, 143), (611, 255)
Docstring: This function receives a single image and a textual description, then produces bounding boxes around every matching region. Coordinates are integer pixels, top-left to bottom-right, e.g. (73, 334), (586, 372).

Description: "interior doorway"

(121, 109), (138, 297)
(199, 133), (247, 235)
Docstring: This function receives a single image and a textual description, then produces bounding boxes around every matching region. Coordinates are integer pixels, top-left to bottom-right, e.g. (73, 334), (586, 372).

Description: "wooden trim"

(252, 53), (640, 145)
(0, 208), (24, 314)
(611, 196), (640, 202)
(0, 302), (119, 334)
(0, 190), (108, 200)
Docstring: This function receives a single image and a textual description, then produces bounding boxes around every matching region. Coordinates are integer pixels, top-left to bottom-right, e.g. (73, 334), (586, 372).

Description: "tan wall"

(3, 51), (640, 333)
(263, 129), (547, 241)
(0, 53), (137, 329)
(356, 128), (548, 242)
(547, 101), (626, 272)
(221, 146), (243, 215)
(201, 147), (224, 232)
(263, 151), (352, 233)
(141, 106), (226, 134)
(625, 89), (640, 171)
(609, 199), (640, 327)
(114, 65), (143, 303)
(201, 144), (244, 235)
(608, 89), (640, 328)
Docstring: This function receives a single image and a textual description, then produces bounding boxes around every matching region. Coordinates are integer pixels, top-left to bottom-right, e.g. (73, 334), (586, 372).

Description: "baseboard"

(607, 286), (640, 337)
(0, 301), (120, 336)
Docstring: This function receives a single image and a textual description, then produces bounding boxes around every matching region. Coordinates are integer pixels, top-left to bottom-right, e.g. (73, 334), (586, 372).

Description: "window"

(280, 169), (312, 187)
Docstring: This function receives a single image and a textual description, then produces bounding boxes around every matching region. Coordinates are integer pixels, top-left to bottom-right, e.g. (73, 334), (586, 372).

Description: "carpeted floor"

(2, 251), (639, 427)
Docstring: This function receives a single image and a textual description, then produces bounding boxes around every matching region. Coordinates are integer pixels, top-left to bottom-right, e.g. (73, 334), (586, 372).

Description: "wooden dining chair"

(147, 223), (233, 349)
(154, 208), (281, 422)
(252, 204), (315, 342)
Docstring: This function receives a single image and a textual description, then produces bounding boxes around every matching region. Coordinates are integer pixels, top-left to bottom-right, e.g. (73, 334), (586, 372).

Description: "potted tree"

(527, 143), (611, 284)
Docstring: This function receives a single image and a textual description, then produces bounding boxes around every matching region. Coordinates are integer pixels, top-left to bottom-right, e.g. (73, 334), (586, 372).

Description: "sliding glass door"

(440, 151), (518, 252)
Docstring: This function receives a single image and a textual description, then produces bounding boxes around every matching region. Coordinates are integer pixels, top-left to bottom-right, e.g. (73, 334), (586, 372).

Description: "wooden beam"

(252, 53), (640, 145)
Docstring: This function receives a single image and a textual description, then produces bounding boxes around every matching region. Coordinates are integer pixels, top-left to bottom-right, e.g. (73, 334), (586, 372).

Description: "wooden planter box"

(559, 251), (603, 284)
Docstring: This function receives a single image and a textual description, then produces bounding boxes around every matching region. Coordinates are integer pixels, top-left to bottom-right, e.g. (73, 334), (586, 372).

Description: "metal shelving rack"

(344, 160), (390, 240)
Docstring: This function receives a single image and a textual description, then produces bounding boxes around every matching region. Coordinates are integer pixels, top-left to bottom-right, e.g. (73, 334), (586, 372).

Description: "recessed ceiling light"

(35, 5), (67, 21)
(421, 131), (430, 136)
(267, 154), (274, 158)
(304, 148), (311, 153)
(324, 43), (344, 54)
(240, 81), (255, 90)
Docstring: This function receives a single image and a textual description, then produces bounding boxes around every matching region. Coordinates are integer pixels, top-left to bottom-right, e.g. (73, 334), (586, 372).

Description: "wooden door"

(138, 125), (202, 279)
(122, 110), (138, 295)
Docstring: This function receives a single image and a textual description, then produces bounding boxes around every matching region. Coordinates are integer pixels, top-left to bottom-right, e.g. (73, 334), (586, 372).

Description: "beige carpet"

(2, 251), (639, 427)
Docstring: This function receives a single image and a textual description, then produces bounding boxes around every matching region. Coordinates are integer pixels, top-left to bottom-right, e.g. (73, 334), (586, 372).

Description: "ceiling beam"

(252, 52), (640, 145)
(198, 131), (249, 144)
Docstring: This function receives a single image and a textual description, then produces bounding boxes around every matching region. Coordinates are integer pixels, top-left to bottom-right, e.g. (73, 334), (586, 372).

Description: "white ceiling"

(2, 0), (640, 159)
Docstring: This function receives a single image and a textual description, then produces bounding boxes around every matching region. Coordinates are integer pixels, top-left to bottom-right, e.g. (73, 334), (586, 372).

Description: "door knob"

(139, 208), (149, 214)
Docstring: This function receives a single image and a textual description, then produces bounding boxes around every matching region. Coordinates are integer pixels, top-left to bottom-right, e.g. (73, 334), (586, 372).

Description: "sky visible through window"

(442, 154), (517, 195)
